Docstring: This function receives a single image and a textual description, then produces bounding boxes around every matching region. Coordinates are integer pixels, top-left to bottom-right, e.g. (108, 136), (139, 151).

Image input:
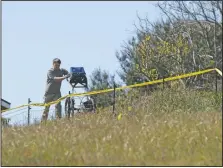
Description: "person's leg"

(41, 94), (54, 122)
(41, 106), (50, 122)
(55, 93), (62, 119)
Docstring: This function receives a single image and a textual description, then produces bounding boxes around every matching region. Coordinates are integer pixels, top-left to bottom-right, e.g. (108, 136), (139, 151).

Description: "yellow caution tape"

(215, 68), (222, 76)
(1, 68), (222, 113)
(117, 113), (122, 120)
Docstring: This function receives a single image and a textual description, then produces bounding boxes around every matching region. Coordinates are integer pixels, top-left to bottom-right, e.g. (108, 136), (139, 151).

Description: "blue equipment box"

(70, 67), (86, 74)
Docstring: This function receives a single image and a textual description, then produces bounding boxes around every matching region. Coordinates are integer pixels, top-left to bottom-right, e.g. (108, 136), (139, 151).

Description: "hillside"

(2, 89), (222, 166)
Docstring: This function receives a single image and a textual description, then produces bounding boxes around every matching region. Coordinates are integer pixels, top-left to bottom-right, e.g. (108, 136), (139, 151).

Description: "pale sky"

(2, 1), (161, 125)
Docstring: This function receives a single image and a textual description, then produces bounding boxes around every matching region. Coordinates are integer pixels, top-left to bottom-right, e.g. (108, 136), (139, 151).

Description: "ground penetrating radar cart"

(65, 67), (96, 118)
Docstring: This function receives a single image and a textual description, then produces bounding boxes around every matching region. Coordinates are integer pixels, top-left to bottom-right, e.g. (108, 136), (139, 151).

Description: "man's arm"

(54, 76), (66, 82)
(48, 70), (67, 82)
(61, 68), (69, 76)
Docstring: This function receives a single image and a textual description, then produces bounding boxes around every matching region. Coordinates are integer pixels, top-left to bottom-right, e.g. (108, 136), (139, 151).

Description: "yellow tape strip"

(215, 68), (222, 76)
(2, 68), (221, 113)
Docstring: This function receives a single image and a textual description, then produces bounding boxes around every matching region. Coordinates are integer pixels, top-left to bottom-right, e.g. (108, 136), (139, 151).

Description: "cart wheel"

(65, 97), (71, 119)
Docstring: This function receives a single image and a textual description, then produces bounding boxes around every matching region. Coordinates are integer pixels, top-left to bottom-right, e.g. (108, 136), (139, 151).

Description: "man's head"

(53, 58), (61, 69)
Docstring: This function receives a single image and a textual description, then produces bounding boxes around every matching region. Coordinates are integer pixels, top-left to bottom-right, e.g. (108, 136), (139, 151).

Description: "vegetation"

(88, 1), (222, 101)
(2, 1), (222, 166)
(88, 68), (118, 108)
(116, 1), (222, 88)
(1, 117), (10, 127)
(2, 89), (222, 166)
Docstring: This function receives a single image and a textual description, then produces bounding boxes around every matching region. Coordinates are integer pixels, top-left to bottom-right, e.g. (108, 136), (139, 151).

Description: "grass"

(1, 88), (222, 166)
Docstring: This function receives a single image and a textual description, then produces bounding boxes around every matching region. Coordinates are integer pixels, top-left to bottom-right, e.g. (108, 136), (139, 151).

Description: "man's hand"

(53, 74), (70, 82)
(65, 73), (71, 79)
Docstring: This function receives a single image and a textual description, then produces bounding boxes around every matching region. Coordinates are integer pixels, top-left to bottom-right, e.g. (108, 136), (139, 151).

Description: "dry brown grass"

(1, 89), (222, 166)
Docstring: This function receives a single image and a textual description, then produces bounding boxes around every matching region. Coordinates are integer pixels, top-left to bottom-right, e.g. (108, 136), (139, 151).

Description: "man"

(41, 58), (70, 122)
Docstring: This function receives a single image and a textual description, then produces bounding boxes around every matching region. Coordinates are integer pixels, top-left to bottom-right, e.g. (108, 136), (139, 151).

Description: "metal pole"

(28, 98), (31, 125)
(215, 71), (218, 93)
(213, 20), (218, 95)
(113, 83), (116, 114)
(163, 77), (165, 90)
